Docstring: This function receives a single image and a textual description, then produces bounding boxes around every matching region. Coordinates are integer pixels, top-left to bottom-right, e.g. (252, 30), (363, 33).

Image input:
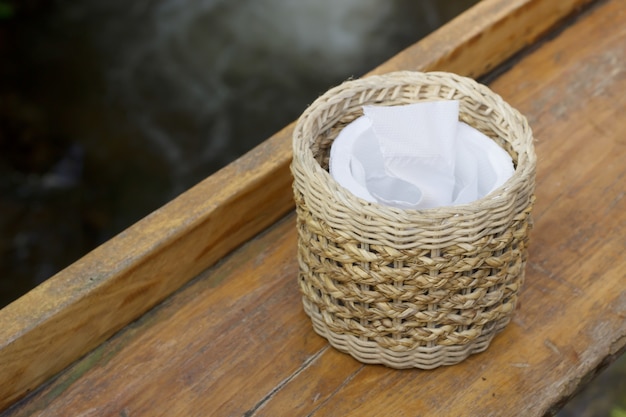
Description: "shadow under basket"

(291, 71), (537, 369)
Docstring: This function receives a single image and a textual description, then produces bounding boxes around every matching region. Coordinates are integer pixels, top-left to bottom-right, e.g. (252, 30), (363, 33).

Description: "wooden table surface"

(2, 0), (625, 416)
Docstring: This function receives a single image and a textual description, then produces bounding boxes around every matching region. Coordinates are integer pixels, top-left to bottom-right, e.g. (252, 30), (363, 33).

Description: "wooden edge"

(0, 0), (596, 411)
(367, 0), (596, 78)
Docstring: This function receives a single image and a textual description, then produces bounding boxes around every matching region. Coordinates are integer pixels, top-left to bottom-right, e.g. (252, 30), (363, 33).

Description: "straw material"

(291, 71), (536, 369)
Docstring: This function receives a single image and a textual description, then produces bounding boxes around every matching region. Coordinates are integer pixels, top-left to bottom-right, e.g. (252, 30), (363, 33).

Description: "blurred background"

(0, 0), (623, 415)
(0, 0), (478, 306)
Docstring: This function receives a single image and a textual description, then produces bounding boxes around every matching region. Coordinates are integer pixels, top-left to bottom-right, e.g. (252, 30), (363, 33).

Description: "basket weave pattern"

(291, 71), (536, 369)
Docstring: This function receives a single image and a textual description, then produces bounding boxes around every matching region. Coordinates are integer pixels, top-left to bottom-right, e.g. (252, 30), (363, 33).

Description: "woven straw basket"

(291, 71), (536, 369)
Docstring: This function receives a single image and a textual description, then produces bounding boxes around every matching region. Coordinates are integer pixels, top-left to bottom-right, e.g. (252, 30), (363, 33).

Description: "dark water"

(0, 1), (623, 414)
(0, 0), (477, 306)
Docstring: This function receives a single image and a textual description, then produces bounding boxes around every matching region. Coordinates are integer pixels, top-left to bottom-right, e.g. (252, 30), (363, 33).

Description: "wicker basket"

(291, 71), (536, 369)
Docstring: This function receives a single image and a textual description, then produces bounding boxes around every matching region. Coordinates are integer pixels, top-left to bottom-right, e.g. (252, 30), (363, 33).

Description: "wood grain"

(0, 0), (601, 413)
(369, 0), (596, 78)
(0, 131), (295, 410)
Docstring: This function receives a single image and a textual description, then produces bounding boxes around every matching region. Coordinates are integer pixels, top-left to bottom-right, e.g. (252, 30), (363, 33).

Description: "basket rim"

(292, 71), (536, 221)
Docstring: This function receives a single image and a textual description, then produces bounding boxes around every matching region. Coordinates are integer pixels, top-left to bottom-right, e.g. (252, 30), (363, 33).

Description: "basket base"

(303, 297), (510, 370)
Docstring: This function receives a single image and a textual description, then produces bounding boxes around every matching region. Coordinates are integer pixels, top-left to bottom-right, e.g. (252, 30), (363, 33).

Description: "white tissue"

(329, 101), (514, 209)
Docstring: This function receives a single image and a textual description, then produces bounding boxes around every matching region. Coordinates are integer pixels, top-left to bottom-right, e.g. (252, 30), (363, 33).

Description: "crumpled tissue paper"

(329, 101), (514, 209)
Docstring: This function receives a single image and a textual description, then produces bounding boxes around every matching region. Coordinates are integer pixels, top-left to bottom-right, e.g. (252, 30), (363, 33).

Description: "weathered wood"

(0, 0), (602, 412)
(2, 0), (624, 415)
(369, 0), (595, 78)
(0, 135), (294, 411)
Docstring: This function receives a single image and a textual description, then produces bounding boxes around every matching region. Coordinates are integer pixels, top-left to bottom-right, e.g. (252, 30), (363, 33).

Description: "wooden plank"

(0, 0), (598, 412)
(0, 136), (295, 411)
(2, 216), (328, 417)
(3, 0), (624, 415)
(369, 0), (596, 78)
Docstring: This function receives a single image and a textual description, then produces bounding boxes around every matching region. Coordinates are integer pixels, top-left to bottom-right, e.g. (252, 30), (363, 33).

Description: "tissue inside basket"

(327, 102), (515, 209)
(313, 104), (518, 173)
